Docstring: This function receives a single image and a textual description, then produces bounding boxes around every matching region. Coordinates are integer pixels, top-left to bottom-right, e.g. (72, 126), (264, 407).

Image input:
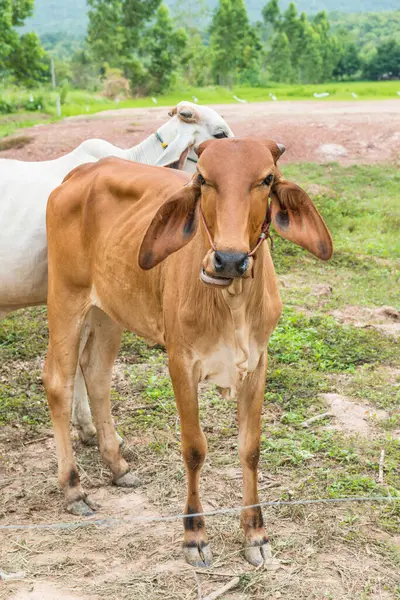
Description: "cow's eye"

(214, 131), (228, 139)
(198, 173), (206, 185)
(263, 174), (273, 186)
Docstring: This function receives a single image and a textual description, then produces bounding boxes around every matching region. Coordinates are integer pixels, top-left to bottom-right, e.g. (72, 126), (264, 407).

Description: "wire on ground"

(0, 496), (399, 533)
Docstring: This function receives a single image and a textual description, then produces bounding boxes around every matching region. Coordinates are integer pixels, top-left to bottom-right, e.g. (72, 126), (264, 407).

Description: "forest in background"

(0, 0), (399, 111)
(21, 0), (400, 36)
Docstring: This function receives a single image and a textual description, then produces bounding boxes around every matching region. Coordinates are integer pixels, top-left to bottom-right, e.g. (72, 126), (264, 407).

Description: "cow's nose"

(214, 251), (249, 277)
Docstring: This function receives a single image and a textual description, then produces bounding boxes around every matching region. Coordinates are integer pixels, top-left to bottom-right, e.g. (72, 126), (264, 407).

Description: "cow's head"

(139, 138), (333, 283)
(154, 101), (234, 173)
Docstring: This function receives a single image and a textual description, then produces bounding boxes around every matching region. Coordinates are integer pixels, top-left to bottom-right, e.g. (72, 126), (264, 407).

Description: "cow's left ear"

(139, 181), (201, 270)
(270, 179), (333, 260)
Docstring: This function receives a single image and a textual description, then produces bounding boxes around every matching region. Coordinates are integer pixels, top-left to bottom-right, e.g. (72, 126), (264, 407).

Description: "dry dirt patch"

(322, 393), (389, 436)
(332, 305), (400, 337)
(8, 582), (87, 600)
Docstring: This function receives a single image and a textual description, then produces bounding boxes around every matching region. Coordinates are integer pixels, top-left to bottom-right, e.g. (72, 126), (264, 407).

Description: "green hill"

(330, 10), (400, 57)
(22, 0), (400, 36)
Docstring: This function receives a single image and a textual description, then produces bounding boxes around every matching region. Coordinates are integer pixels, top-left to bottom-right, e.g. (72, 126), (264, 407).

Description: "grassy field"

(1, 80), (399, 139)
(0, 163), (399, 599)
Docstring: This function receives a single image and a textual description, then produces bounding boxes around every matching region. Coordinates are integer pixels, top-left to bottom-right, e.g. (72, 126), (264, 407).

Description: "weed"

(0, 134), (33, 151)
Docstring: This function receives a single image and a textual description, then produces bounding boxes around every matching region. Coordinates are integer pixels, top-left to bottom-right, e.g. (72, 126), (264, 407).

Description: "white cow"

(0, 101), (234, 442)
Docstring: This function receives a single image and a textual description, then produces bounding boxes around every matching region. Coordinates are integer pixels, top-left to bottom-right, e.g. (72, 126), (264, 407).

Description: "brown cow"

(44, 138), (332, 567)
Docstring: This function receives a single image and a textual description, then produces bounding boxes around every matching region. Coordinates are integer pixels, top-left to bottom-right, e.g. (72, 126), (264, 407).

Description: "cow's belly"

(0, 202), (48, 307)
(0, 172), (55, 309)
(200, 338), (262, 398)
(0, 151), (98, 312)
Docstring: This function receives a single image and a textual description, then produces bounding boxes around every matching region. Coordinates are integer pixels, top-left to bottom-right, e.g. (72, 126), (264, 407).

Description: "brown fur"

(44, 138), (333, 564)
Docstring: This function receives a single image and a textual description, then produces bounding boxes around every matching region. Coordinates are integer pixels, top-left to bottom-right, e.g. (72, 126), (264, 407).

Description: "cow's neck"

(125, 134), (164, 164)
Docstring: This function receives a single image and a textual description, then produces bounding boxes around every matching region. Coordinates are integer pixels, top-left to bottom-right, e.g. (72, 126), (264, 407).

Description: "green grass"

(273, 163), (400, 309)
(1, 80), (399, 138)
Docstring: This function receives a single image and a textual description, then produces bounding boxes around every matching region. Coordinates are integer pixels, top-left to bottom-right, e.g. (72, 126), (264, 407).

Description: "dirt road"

(1, 99), (399, 165)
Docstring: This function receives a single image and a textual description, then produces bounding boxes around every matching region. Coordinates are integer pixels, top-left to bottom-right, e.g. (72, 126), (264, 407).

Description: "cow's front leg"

(168, 357), (212, 567)
(238, 353), (271, 566)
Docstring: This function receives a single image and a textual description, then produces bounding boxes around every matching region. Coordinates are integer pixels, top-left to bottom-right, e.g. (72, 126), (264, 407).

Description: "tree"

(86, 0), (185, 94)
(268, 31), (293, 83)
(172, 0), (210, 32)
(70, 49), (102, 90)
(7, 32), (49, 85)
(140, 4), (187, 93)
(10, 0), (34, 26)
(87, 0), (125, 65)
(363, 39), (400, 80)
(122, 0), (162, 48)
(209, 0), (259, 86)
(172, 0), (212, 86)
(262, 0), (280, 28)
(262, 0), (281, 39)
(333, 42), (361, 79)
(0, 1), (17, 65)
(281, 2), (306, 73)
(298, 23), (323, 84)
(183, 32), (213, 86)
(313, 11), (341, 81)
(0, 0), (49, 86)
(87, 0), (162, 66)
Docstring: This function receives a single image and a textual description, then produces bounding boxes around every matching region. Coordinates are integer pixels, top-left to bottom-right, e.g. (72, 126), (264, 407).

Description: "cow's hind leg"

(43, 296), (95, 516)
(238, 353), (271, 567)
(169, 358), (212, 567)
(72, 325), (123, 447)
(71, 365), (97, 444)
(79, 307), (139, 488)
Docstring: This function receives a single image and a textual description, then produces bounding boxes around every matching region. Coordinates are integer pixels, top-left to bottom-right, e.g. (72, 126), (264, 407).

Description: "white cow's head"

(154, 101), (234, 173)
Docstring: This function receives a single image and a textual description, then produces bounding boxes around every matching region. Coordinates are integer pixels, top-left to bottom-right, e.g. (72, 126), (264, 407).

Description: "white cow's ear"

(177, 104), (200, 123)
(155, 130), (194, 169)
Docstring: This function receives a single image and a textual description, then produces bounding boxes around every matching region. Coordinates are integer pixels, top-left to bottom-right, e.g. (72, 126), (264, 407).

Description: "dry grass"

(0, 135), (33, 152)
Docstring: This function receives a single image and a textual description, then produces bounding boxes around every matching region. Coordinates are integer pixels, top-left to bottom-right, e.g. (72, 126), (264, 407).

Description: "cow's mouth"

(200, 268), (233, 287)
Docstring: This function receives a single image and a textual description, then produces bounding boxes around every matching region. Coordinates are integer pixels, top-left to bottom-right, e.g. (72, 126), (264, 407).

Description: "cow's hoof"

(67, 498), (98, 517)
(77, 425), (97, 446)
(114, 471), (140, 488)
(183, 543), (213, 568)
(243, 541), (272, 567)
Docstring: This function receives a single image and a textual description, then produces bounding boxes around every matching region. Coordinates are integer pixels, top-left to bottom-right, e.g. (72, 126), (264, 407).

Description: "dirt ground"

(1, 100), (399, 599)
(1, 99), (399, 165)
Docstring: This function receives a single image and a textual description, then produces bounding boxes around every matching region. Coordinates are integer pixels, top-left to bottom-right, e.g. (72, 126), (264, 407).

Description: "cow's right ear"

(139, 181), (201, 270)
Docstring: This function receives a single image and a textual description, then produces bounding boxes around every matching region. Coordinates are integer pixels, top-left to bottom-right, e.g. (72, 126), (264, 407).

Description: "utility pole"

(51, 58), (56, 88)
(51, 58), (61, 117)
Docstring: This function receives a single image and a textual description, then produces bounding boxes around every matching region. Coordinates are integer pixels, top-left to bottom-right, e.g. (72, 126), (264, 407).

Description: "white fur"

(0, 101), (233, 440)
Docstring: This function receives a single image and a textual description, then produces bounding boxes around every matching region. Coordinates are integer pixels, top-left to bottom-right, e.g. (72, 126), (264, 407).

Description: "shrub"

(102, 65), (130, 99)
(0, 98), (15, 114)
(60, 84), (69, 105)
(23, 95), (45, 111)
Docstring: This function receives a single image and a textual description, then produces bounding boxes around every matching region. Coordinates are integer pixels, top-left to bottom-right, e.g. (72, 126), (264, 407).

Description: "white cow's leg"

(80, 307), (135, 485)
(72, 366), (123, 446)
(71, 366), (97, 445)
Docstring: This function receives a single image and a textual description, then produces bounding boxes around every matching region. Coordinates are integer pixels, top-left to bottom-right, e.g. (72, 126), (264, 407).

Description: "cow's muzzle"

(214, 251), (249, 277)
(200, 250), (252, 287)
